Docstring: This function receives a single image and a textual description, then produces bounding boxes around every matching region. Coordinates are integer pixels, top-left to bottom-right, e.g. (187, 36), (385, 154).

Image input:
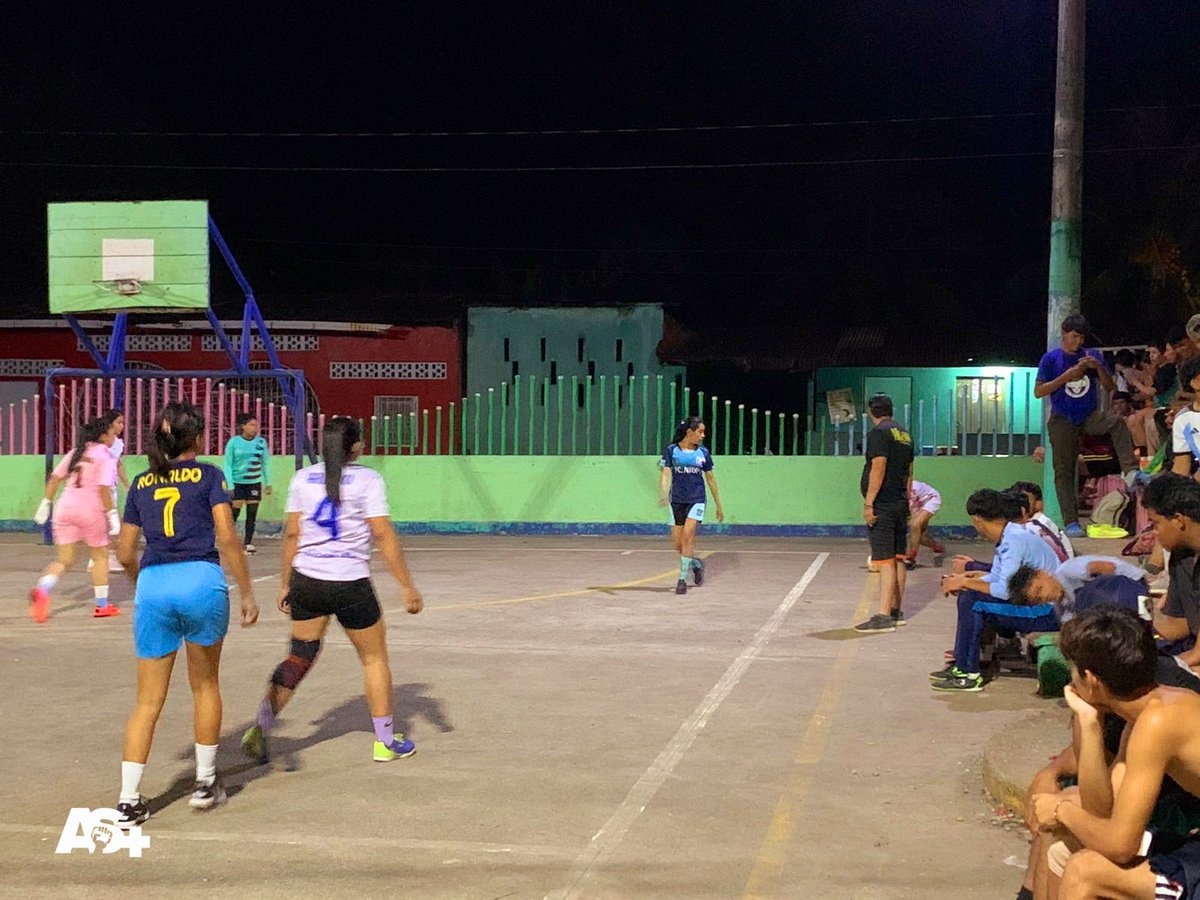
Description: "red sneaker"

(930, 541), (947, 554)
(29, 587), (50, 624)
(93, 605), (121, 618)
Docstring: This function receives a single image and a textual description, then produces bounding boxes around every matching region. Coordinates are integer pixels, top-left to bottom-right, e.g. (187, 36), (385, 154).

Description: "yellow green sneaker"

(373, 735), (416, 762)
(241, 725), (270, 765)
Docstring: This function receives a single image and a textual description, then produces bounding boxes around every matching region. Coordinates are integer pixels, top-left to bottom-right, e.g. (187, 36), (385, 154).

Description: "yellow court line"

(429, 551), (714, 612)
(741, 573), (875, 899)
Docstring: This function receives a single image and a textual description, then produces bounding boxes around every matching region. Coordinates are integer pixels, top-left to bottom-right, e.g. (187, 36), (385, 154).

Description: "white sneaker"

(245, 544), (257, 555)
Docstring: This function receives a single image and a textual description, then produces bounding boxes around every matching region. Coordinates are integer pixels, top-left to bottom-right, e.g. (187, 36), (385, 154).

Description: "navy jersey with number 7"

(123, 461), (228, 568)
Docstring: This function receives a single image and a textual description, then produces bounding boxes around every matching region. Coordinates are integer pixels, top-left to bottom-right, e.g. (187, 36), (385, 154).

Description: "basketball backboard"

(48, 200), (210, 314)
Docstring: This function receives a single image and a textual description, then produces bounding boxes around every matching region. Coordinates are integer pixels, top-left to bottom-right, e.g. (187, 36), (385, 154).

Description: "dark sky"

(5, 2), (1200, 353)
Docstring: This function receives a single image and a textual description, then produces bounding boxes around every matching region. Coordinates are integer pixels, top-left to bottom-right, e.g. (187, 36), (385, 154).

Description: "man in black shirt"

(855, 394), (915, 634)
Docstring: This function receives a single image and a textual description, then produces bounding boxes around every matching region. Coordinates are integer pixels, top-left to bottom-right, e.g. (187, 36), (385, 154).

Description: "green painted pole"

(422, 409), (429, 455)
(500, 382), (508, 455)
(381, 415), (390, 454)
(450, 401), (457, 454)
(513, 375), (521, 455)
(542, 379), (549, 455)
(627, 376), (635, 455)
(751, 408), (759, 455)
(571, 375), (579, 454)
(556, 378), (564, 455)
(612, 376), (620, 454)
(655, 375), (664, 450)
(528, 374), (537, 456)
(711, 396), (718, 451)
(819, 414), (826, 456)
(409, 412), (417, 455)
(370, 416), (378, 454)
(668, 381), (677, 437)
(778, 413), (785, 455)
(737, 404), (745, 455)
(792, 414), (800, 455)
(435, 406), (442, 455)
(473, 393), (480, 455)
(697, 391), (705, 426)
(683, 386), (691, 419)
(585, 377), (592, 454)
(598, 376), (606, 454)
(487, 388), (495, 455)
(641, 376), (649, 454)
(724, 400), (731, 456)
(764, 409), (772, 455)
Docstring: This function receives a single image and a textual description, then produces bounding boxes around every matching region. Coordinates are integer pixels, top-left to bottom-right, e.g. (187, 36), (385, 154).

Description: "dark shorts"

(670, 501), (706, 527)
(287, 571), (382, 631)
(868, 503), (909, 562)
(1150, 837), (1200, 900)
(232, 483), (263, 503)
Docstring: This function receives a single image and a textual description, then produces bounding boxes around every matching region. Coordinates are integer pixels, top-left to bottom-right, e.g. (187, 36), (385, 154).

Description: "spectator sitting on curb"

(930, 489), (1060, 693)
(1030, 605), (1200, 900)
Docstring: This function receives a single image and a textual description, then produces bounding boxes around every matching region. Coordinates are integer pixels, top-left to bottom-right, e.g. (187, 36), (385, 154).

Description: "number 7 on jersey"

(154, 487), (181, 537)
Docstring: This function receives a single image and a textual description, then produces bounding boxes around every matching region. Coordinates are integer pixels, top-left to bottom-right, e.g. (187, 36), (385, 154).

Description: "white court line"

(545, 552), (830, 900)
(0, 822), (569, 858)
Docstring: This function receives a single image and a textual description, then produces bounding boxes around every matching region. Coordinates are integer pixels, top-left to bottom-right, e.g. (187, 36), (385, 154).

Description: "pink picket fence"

(12, 377), (314, 458)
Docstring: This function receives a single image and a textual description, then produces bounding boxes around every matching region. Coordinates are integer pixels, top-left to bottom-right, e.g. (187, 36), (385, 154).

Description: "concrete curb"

(981, 706), (1071, 815)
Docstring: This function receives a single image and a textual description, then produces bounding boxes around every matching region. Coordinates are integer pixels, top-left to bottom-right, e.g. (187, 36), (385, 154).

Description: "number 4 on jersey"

(312, 497), (340, 538)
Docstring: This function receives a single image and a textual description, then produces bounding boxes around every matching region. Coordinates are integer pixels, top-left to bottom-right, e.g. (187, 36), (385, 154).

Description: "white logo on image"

(1065, 374), (1091, 399)
(55, 808), (150, 857)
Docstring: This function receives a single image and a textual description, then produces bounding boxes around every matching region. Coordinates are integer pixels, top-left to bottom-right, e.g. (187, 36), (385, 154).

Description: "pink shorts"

(52, 507), (109, 548)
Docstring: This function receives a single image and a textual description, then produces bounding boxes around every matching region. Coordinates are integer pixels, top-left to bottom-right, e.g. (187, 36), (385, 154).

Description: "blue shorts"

(133, 561), (229, 659)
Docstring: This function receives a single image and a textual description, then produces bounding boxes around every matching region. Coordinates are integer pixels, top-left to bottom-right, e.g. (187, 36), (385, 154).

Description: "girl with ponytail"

(241, 416), (424, 768)
(29, 417), (121, 623)
(659, 416), (725, 594)
(111, 402), (258, 829)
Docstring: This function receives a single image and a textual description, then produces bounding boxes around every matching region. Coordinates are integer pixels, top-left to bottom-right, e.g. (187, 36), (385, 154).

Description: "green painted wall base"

(10, 454), (1041, 534)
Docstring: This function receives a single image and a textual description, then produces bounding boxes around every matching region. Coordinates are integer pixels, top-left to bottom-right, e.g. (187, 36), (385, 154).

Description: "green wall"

(8, 454), (1041, 534)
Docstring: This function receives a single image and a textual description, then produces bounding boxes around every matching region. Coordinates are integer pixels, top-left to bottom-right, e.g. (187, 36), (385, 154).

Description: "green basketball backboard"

(48, 200), (210, 314)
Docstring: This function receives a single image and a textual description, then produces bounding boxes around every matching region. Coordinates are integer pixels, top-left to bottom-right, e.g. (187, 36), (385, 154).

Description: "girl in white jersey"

(242, 418), (424, 766)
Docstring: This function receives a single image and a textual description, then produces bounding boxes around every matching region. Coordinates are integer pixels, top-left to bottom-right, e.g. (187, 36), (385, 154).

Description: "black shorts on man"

(287, 572), (382, 631)
(868, 502), (909, 562)
(232, 483), (263, 503)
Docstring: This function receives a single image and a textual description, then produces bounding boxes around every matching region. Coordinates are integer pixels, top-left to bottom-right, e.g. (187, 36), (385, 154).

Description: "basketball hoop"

(92, 278), (142, 297)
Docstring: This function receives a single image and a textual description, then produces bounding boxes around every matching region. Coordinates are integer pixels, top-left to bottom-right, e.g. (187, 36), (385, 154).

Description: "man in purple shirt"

(1035, 314), (1137, 536)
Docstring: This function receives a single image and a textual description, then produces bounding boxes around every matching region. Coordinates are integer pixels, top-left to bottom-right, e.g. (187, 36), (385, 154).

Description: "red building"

(0, 319), (461, 454)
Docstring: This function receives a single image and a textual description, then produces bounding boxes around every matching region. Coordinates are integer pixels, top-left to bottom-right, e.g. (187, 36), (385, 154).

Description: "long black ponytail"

(672, 416), (704, 445)
(148, 403), (205, 477)
(67, 418), (108, 487)
(322, 417), (362, 504)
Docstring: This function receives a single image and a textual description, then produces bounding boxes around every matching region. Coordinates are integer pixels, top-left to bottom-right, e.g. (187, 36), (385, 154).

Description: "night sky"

(5, 3), (1200, 356)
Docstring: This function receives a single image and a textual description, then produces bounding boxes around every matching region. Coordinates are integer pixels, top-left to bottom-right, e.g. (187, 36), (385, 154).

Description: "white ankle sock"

(195, 743), (218, 785)
(37, 574), (58, 592)
(94, 585), (109, 607)
(120, 761), (145, 803)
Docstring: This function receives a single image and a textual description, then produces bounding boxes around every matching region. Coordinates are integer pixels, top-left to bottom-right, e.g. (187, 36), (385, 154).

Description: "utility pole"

(1042, 0), (1086, 525)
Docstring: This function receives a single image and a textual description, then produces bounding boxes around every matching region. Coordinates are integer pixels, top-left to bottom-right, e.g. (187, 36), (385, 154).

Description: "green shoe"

(241, 725), (270, 765)
(931, 671), (983, 692)
(373, 735), (417, 762)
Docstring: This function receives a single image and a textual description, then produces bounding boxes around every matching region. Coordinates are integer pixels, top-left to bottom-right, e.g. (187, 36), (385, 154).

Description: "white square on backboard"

(101, 239), (155, 281)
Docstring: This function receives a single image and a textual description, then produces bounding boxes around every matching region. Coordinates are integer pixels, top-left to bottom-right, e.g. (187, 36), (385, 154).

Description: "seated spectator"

(905, 479), (945, 570)
(1030, 606), (1200, 899)
(1016, 593), (1200, 900)
(1007, 555), (1148, 623)
(1144, 474), (1200, 666)
(1172, 356), (1200, 477)
(1012, 480), (1076, 562)
(930, 489), (1061, 693)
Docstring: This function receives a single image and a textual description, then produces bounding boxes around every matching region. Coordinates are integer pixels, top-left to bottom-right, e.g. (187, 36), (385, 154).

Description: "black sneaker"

(675, 579), (687, 595)
(115, 798), (150, 829)
(853, 614), (896, 634)
(891, 610), (906, 627)
(929, 664), (958, 681)
(903, 557), (916, 571)
(189, 777), (228, 811)
(931, 671), (983, 692)
(692, 559), (704, 586)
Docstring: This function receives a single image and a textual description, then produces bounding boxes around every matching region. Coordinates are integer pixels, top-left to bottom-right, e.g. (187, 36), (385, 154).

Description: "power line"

(3, 143), (1197, 173)
(3, 103), (1197, 139)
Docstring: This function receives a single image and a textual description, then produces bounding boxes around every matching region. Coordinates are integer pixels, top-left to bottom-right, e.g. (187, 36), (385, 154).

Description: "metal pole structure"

(1043, 0), (1086, 524)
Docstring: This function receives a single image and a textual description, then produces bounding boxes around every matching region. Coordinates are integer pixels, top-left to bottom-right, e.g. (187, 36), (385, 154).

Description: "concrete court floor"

(0, 532), (1045, 899)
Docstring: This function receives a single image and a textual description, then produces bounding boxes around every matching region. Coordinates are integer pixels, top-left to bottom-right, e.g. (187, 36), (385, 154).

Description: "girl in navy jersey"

(659, 416), (725, 595)
(241, 417), (423, 766)
(113, 403), (258, 829)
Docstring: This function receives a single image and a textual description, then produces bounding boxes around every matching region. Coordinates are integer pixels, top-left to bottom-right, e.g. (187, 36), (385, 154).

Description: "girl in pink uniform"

(30, 418), (121, 623)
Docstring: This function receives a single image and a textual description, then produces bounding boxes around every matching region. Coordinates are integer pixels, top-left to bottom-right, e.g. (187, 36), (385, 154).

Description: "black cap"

(1060, 314), (1090, 336)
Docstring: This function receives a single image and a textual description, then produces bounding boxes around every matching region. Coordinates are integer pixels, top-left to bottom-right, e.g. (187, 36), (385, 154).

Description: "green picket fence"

(364, 375), (805, 456)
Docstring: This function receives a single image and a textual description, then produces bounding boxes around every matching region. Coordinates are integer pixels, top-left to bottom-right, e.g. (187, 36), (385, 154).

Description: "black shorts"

(287, 571), (382, 631)
(670, 501), (706, 527)
(232, 483), (263, 503)
(868, 503), (909, 562)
